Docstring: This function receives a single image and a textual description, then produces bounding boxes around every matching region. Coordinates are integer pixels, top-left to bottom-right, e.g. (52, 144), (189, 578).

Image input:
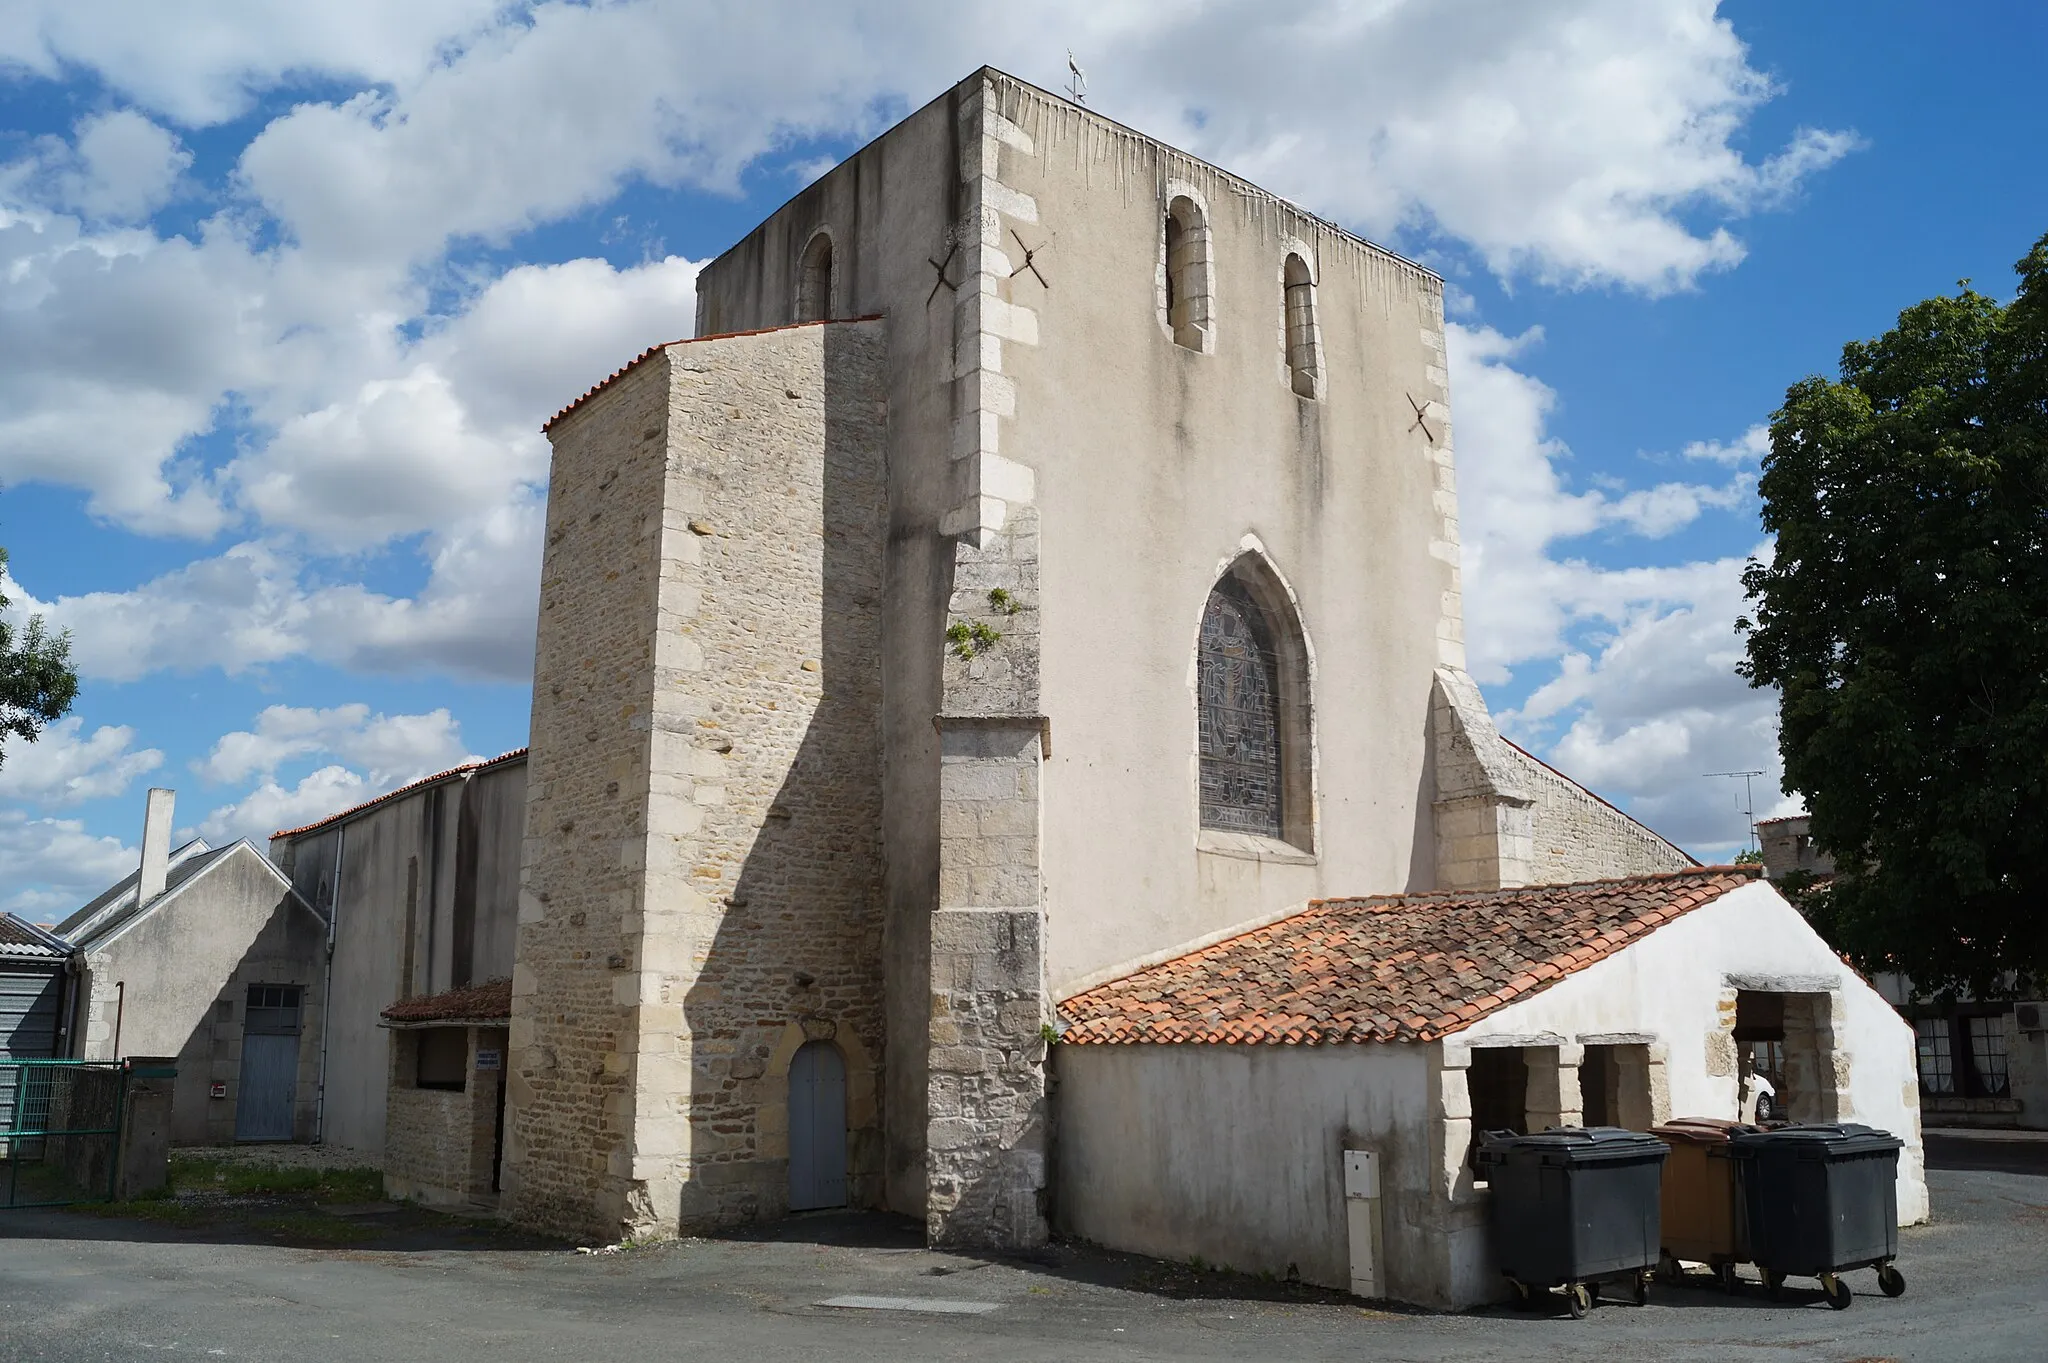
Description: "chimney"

(138, 788), (175, 904)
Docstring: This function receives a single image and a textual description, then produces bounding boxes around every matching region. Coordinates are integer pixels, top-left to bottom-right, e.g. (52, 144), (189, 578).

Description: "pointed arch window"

(796, 231), (834, 322)
(1197, 554), (1314, 850)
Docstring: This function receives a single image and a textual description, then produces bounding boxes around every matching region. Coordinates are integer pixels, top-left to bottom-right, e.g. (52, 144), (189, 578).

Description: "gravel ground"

(1, 1156), (2041, 1362)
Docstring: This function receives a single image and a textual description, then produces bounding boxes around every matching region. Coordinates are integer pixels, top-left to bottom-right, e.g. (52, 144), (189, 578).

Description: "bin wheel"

(1510, 1280), (1539, 1312)
(1632, 1270), (1649, 1306)
(1762, 1268), (1784, 1300)
(1566, 1283), (1592, 1319)
(1715, 1263), (1738, 1295)
(1877, 1264), (1906, 1298)
(1656, 1253), (1682, 1286)
(1821, 1273), (1853, 1311)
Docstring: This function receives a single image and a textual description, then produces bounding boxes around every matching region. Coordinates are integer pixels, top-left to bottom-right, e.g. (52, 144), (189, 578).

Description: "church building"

(486, 66), (1924, 1305)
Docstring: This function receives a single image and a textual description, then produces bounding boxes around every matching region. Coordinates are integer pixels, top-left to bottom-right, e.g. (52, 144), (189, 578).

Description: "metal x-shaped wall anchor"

(1407, 393), (1438, 445)
(1008, 228), (1051, 288)
(925, 241), (961, 306)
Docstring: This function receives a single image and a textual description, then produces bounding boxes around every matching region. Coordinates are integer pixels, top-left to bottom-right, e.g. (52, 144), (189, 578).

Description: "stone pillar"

(1524, 1044), (1581, 1132)
(1614, 1043), (1668, 1130)
(1784, 992), (1854, 1122)
(926, 715), (1049, 1248)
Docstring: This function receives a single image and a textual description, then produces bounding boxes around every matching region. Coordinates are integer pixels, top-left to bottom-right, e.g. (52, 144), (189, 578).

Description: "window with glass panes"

(1914, 1018), (1954, 1093)
(1967, 1016), (2010, 1095)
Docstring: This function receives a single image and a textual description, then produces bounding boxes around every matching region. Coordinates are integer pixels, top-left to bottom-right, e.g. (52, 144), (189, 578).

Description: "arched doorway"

(788, 1040), (847, 1210)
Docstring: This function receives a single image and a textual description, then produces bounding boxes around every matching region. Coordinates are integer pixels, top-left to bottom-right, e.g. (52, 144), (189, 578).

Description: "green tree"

(1739, 234), (2048, 998)
(0, 548), (78, 763)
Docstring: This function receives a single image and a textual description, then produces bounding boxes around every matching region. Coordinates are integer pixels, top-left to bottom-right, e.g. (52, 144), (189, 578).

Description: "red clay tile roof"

(271, 749), (528, 840)
(1059, 866), (1762, 1046)
(381, 978), (513, 1025)
(540, 315), (886, 434)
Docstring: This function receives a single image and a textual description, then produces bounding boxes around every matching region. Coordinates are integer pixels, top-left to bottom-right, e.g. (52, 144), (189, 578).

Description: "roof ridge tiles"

(272, 748), (529, 840)
(541, 315), (889, 433)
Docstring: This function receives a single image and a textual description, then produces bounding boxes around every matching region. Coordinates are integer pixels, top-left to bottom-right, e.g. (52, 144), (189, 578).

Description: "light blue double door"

(787, 1041), (846, 1211)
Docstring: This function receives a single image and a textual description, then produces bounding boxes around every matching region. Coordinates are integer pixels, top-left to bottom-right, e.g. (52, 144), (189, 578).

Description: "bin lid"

(1476, 1126), (1670, 1164)
(1728, 1122), (1904, 1158)
(1652, 1117), (1753, 1145)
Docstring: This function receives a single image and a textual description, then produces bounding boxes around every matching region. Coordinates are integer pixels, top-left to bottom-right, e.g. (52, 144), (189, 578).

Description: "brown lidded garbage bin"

(1652, 1118), (1752, 1291)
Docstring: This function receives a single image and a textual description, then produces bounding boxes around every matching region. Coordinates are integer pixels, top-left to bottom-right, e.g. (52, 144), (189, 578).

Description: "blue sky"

(1, 1), (2043, 916)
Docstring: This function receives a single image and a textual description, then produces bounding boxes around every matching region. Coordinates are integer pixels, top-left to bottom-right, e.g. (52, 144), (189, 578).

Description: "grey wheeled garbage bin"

(1729, 1122), (1905, 1310)
(1475, 1127), (1669, 1318)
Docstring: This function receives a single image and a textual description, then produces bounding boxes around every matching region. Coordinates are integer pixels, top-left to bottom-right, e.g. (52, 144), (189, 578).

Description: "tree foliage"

(1740, 234), (2048, 998)
(0, 548), (78, 763)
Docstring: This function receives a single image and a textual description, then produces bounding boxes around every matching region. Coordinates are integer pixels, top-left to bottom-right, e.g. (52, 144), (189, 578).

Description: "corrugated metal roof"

(0, 912), (72, 960)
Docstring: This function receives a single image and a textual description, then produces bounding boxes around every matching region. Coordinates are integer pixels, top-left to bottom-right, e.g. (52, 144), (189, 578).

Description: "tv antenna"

(1705, 770), (1766, 854)
(1066, 50), (1088, 105)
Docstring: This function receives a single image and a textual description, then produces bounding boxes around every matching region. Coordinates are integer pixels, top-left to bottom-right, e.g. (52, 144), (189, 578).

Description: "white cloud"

(60, 110), (193, 221)
(1446, 322), (1784, 856)
(232, 254), (699, 548)
(195, 765), (373, 847)
(0, 810), (136, 919)
(1449, 323), (1760, 684)
(0, 716), (163, 807)
(0, 1), (509, 127)
(1505, 560), (1785, 857)
(196, 703), (470, 786)
(3, 500), (545, 684)
(189, 702), (480, 846)
(1681, 422), (1769, 465)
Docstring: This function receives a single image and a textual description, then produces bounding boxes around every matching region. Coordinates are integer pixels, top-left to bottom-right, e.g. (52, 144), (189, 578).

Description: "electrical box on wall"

(1343, 1148), (1385, 1300)
(1344, 1148), (1381, 1199)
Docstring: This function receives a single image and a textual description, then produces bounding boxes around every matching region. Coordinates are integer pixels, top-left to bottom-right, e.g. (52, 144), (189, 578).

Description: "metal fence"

(0, 1060), (126, 1208)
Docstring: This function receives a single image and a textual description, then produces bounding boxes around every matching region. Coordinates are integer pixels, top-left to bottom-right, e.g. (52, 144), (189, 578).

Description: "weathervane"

(1066, 50), (1088, 105)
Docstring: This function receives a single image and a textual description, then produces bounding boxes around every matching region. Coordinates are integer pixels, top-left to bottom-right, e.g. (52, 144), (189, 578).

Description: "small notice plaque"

(475, 1049), (502, 1071)
(209, 1081), (228, 1099)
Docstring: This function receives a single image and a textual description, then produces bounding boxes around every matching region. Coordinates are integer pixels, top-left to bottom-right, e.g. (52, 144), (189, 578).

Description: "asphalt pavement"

(1, 1151), (2042, 1363)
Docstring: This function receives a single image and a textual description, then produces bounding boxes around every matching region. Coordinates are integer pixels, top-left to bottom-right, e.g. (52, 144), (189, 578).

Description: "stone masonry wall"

(384, 1025), (505, 1207)
(641, 318), (889, 1231)
(1510, 745), (1695, 883)
(503, 350), (672, 1239)
(1432, 666), (1692, 889)
(507, 318), (890, 1242)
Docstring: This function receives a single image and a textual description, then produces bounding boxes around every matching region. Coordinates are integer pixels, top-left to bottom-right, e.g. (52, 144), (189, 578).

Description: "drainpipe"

(112, 980), (125, 1060)
(313, 824), (345, 1145)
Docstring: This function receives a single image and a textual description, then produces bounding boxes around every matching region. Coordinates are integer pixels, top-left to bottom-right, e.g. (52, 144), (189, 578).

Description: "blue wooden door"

(235, 985), (302, 1142)
(788, 1041), (846, 1210)
(235, 1034), (298, 1141)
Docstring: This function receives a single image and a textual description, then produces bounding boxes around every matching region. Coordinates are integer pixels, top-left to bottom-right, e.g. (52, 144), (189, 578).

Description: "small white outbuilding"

(1055, 866), (1928, 1310)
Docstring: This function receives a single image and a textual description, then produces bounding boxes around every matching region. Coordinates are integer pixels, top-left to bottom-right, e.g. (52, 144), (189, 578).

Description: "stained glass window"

(1199, 577), (1283, 837)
